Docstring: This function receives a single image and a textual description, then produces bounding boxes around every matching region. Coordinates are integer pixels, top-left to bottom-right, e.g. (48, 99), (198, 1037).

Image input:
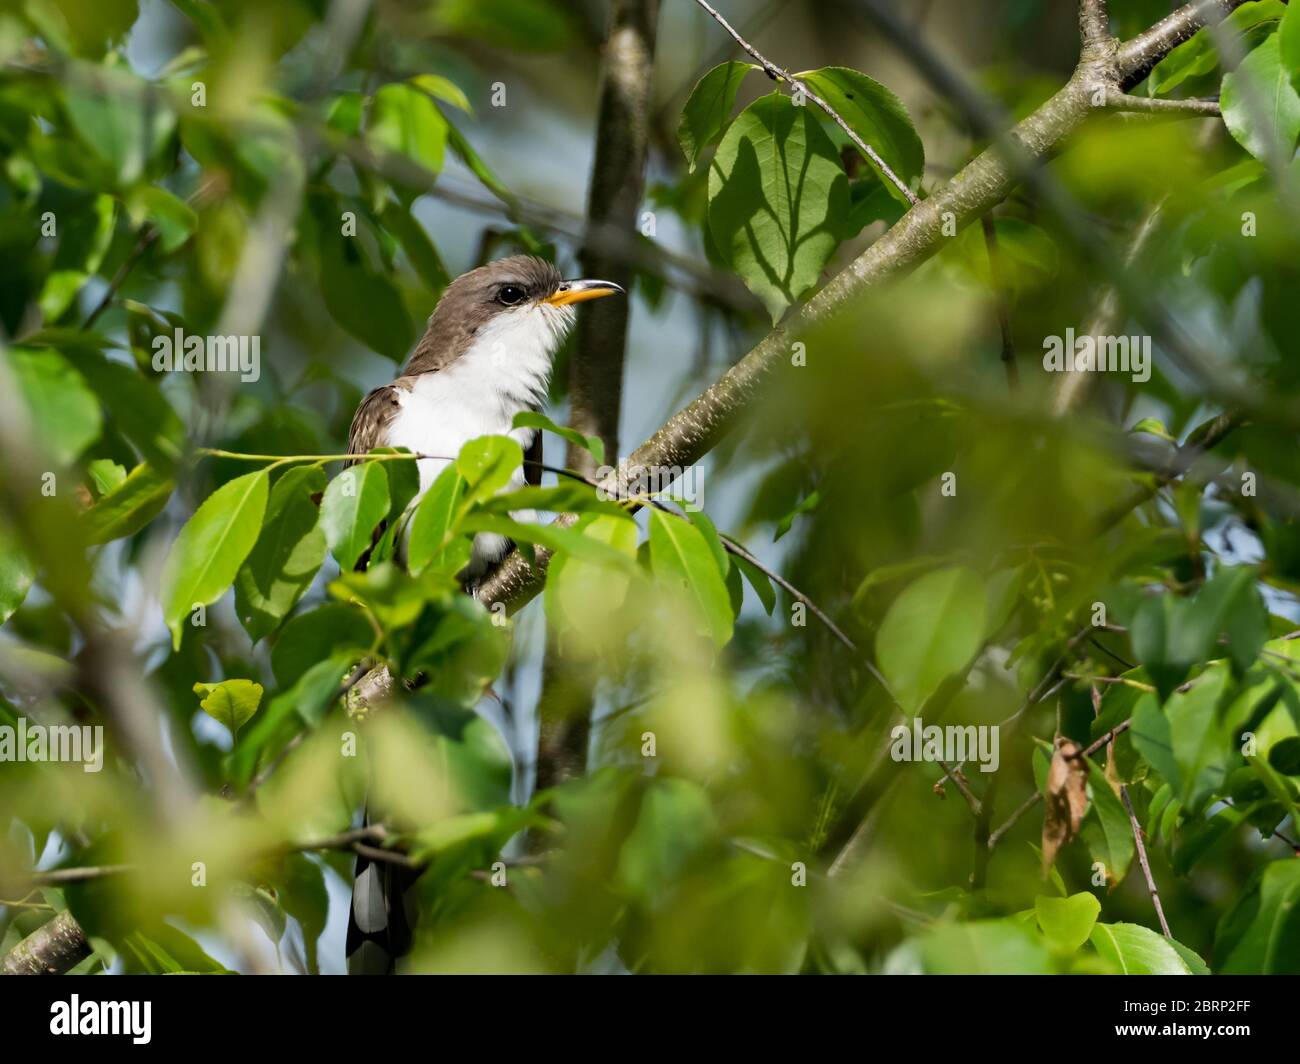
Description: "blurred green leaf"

(1222, 35), (1300, 162)
(1034, 892), (1100, 953)
(876, 567), (986, 715)
(80, 462), (173, 544)
(1215, 859), (1300, 973)
(7, 346), (102, 465)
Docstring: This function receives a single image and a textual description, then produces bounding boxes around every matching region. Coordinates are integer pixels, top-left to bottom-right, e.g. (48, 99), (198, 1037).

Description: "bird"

(343, 254), (623, 974)
(345, 255), (623, 580)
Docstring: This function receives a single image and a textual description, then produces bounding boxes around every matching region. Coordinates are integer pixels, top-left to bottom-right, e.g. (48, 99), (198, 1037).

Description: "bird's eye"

(496, 284), (527, 306)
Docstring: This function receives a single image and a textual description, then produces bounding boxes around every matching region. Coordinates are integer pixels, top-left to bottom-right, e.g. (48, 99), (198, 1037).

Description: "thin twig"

(692, 0), (918, 204)
(1120, 783), (1173, 937)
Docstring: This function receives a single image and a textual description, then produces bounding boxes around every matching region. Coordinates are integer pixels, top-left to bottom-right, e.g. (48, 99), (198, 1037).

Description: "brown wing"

(347, 384), (403, 466)
(345, 384), (406, 572)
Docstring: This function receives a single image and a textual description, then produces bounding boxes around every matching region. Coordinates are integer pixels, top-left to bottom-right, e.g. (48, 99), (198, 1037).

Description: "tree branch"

(1099, 91), (1220, 115)
(535, 0), (661, 796)
(1117, 0), (1245, 90)
(1079, 0), (1111, 53)
(1, 912), (92, 975)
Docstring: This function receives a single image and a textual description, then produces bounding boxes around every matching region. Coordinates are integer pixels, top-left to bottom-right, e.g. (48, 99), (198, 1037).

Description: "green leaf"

(406, 464), (470, 577)
(80, 463), (173, 545)
(125, 185), (197, 253)
(1222, 35), (1300, 163)
(1130, 417), (1175, 442)
(796, 66), (924, 202)
(708, 92), (850, 321)
(0, 529), (33, 625)
(1268, 734), (1300, 775)
(919, 920), (1052, 974)
(160, 470), (270, 649)
(380, 201), (450, 292)
(1215, 860), (1300, 973)
(1148, 1), (1287, 96)
(367, 83), (448, 181)
(457, 435), (523, 505)
(7, 347), (102, 466)
(545, 513), (640, 629)
(1167, 666), (1235, 809)
(875, 567), (987, 715)
(39, 194), (116, 321)
(733, 553), (776, 615)
(319, 463), (390, 572)
(511, 410), (605, 467)
(1090, 922), (1206, 974)
(235, 466), (328, 643)
(87, 459), (126, 496)
(409, 74), (472, 114)
(1283, 2), (1300, 93)
(193, 679), (263, 738)
(64, 64), (175, 187)
(460, 513), (637, 566)
(271, 604), (374, 690)
(276, 854), (329, 974)
(1131, 690), (1180, 787)
(687, 509), (731, 578)
(1083, 758), (1135, 881)
(316, 198), (415, 362)
(616, 778), (718, 906)
(482, 482), (622, 517)
(53, 340), (185, 471)
(677, 61), (758, 172)
(1034, 892), (1101, 953)
(648, 509), (734, 647)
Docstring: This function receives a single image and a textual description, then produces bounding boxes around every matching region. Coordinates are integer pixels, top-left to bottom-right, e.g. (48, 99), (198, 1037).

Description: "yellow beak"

(545, 279), (626, 306)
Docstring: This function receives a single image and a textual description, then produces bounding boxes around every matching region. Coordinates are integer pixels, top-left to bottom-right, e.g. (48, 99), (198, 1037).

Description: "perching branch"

(1, 912), (92, 976)
(691, 0), (919, 205)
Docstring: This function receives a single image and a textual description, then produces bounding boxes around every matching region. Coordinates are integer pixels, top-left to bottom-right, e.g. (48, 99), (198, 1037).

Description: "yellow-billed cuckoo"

(344, 255), (622, 974)
(346, 254), (622, 580)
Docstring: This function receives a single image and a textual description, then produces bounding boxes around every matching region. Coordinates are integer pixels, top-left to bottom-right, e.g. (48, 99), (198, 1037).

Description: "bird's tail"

(345, 810), (421, 974)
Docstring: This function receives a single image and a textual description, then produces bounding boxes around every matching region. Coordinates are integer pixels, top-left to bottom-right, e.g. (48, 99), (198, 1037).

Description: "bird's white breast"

(385, 301), (573, 575)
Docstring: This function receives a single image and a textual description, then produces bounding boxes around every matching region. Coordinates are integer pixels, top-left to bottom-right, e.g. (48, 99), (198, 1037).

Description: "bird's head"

(404, 255), (624, 378)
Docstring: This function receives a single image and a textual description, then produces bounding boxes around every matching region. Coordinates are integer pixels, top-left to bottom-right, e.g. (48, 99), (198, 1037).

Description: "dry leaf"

(1041, 738), (1089, 876)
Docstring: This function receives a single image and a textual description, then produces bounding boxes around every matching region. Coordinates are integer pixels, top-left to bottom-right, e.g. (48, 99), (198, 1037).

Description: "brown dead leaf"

(1041, 738), (1089, 876)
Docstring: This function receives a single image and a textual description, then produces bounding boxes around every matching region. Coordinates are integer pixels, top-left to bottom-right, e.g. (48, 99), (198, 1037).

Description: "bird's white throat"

(386, 300), (575, 574)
